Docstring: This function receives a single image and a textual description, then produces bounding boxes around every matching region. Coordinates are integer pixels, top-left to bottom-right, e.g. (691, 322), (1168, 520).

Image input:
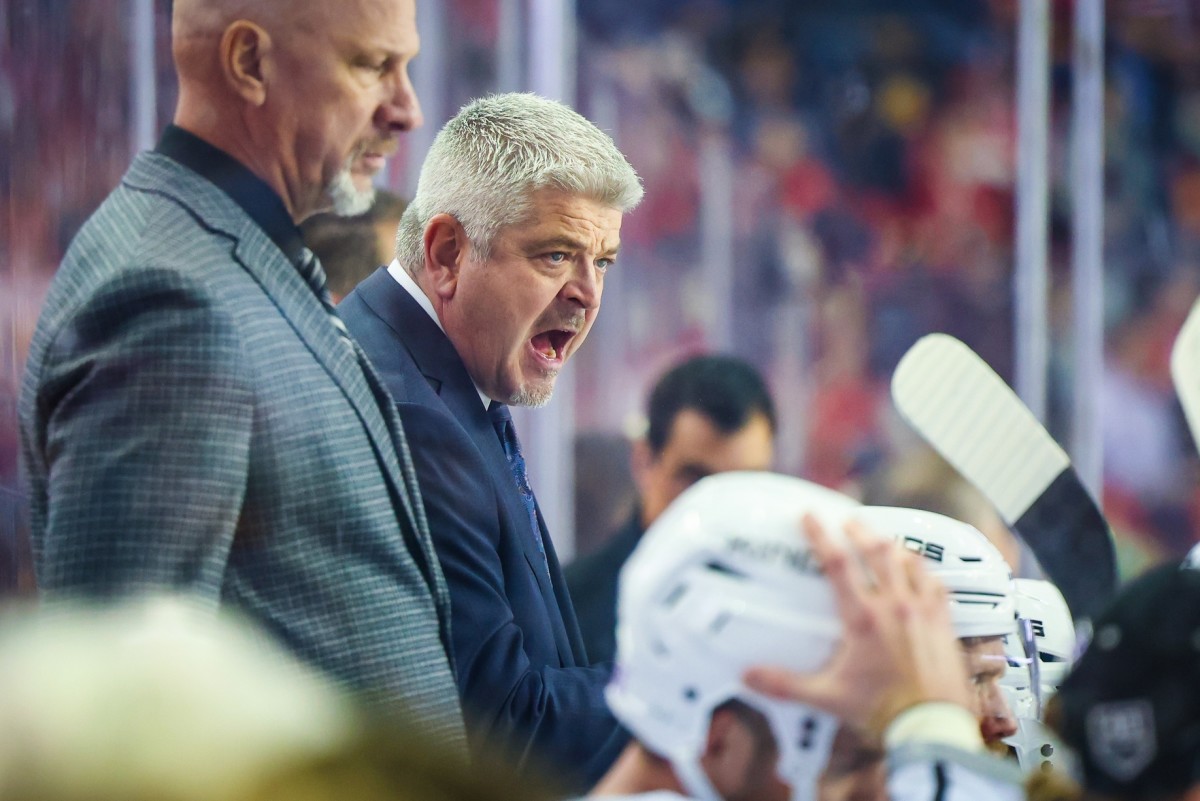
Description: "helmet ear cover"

(607, 471), (863, 801)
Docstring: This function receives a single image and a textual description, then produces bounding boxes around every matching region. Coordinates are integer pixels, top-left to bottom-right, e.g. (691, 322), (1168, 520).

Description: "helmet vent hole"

(662, 583), (689, 609)
(797, 716), (818, 749)
(709, 611), (731, 634)
(683, 687), (698, 702)
(704, 560), (746, 578)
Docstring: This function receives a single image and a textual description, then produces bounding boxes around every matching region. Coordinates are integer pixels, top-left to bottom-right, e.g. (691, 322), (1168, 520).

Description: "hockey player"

(587, 472), (1023, 801)
(812, 507), (1020, 801)
(1000, 578), (1075, 774)
(856, 507), (1020, 746)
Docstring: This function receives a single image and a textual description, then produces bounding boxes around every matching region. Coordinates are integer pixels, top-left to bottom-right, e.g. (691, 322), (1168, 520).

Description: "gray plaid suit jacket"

(19, 151), (465, 747)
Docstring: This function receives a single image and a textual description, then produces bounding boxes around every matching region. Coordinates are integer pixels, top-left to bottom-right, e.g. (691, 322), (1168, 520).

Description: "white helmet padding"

(855, 506), (1015, 639)
(606, 471), (862, 801)
(1001, 578), (1076, 773)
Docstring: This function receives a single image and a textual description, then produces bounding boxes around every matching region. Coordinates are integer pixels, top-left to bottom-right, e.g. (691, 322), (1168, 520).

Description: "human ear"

(699, 707), (755, 796)
(220, 21), (271, 106)
(424, 214), (469, 301)
(630, 438), (656, 497)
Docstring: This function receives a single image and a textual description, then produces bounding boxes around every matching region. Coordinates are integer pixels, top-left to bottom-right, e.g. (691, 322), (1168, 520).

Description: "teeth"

(547, 344), (557, 359)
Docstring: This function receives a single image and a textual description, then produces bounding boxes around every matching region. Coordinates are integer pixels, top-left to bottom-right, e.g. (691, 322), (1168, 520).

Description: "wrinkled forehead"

(499, 189), (623, 242)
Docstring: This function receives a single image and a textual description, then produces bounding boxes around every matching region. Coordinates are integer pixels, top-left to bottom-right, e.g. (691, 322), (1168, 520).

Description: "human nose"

(563, 261), (602, 310)
(980, 685), (1018, 742)
(377, 67), (424, 133)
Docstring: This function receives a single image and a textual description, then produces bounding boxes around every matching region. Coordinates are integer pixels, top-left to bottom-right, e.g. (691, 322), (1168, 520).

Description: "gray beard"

(327, 167), (375, 217)
(508, 379), (555, 408)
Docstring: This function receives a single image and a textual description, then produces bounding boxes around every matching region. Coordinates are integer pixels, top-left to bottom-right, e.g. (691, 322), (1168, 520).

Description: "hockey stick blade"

(1171, 295), (1200, 455)
(891, 334), (1117, 621)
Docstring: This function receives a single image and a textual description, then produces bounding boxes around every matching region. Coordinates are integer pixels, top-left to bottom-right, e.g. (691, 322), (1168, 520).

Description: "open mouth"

(530, 329), (575, 362)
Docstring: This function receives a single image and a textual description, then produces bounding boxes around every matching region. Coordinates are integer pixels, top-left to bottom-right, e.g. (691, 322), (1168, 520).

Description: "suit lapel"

(532, 504), (585, 665)
(231, 226), (428, 543)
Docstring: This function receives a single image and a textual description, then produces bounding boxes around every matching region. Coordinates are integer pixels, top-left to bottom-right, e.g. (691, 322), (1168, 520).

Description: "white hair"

(395, 92), (643, 273)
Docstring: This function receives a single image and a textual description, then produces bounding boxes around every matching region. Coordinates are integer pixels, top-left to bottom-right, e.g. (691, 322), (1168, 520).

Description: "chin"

(507, 379), (556, 408)
(326, 168), (375, 217)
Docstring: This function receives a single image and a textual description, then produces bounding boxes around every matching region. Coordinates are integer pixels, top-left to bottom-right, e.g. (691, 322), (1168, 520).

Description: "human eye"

(595, 257), (614, 273)
(354, 54), (391, 74)
(546, 252), (569, 265)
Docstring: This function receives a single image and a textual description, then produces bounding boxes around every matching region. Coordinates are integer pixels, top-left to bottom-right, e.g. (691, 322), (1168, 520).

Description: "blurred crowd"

(570, 0), (1200, 571)
(6, 0), (1200, 588)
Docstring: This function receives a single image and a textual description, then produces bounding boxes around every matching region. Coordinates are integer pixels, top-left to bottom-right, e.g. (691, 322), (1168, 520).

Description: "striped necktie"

(488, 402), (551, 580)
(296, 247), (354, 349)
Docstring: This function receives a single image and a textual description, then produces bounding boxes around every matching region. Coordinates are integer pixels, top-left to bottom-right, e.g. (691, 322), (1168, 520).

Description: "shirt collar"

(387, 259), (491, 410)
(155, 125), (306, 265)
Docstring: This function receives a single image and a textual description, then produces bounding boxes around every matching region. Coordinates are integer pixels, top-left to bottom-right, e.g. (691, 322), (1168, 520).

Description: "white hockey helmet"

(854, 506), (1015, 639)
(1001, 578), (1076, 773)
(606, 471), (863, 801)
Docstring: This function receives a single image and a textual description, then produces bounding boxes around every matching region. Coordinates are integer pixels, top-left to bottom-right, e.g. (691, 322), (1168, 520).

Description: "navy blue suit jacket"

(340, 267), (625, 787)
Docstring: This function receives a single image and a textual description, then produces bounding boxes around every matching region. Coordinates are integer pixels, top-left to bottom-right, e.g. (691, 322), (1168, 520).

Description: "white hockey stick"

(891, 334), (1116, 620)
(1171, 295), (1200, 456)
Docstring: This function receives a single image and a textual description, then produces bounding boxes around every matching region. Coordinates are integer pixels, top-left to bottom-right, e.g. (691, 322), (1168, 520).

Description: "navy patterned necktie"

(297, 247), (354, 350)
(488, 402), (550, 578)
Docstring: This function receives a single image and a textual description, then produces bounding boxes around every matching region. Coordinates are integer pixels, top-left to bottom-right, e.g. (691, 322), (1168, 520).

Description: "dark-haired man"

(565, 354), (775, 664)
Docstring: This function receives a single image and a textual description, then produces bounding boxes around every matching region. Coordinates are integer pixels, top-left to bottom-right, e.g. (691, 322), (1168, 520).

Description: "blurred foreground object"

(1051, 559), (1200, 801)
(0, 596), (547, 801)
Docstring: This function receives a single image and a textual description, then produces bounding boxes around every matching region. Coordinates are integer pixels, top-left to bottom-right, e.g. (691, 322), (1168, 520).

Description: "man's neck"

(386, 261), (492, 410)
(171, 105), (311, 221)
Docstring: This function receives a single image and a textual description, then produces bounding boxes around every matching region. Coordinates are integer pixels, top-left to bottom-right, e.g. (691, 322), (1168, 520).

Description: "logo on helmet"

(1086, 699), (1157, 782)
(726, 536), (823, 576)
(897, 535), (946, 562)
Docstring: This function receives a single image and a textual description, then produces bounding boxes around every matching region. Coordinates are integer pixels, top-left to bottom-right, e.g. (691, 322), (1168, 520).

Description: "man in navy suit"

(339, 93), (642, 787)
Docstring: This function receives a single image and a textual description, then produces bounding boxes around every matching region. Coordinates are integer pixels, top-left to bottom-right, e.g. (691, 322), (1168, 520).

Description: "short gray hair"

(395, 93), (643, 273)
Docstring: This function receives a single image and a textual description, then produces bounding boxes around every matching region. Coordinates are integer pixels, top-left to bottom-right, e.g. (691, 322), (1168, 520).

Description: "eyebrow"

(527, 235), (620, 257)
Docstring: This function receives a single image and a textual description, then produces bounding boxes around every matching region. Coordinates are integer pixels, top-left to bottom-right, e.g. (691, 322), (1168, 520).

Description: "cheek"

(983, 685), (1010, 716)
(968, 687), (990, 719)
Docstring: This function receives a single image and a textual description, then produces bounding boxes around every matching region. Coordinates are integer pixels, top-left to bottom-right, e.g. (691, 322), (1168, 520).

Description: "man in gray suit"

(19, 0), (465, 746)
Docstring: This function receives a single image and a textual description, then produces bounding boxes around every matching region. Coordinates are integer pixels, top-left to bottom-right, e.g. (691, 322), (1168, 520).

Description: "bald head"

(171, 0), (323, 90)
(172, 0), (316, 36)
(169, 0), (422, 222)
